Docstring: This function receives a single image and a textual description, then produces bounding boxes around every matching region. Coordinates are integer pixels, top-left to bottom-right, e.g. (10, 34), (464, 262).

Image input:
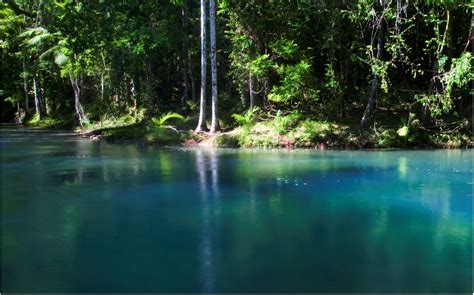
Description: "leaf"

(54, 52), (68, 65)
(25, 32), (52, 47)
(18, 27), (47, 38)
(153, 112), (185, 126)
(397, 126), (409, 137)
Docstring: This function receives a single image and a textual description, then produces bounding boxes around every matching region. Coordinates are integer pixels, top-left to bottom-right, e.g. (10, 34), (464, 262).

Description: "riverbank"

(22, 115), (472, 149)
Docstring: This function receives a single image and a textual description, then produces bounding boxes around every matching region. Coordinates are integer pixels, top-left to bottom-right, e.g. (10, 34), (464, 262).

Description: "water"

(1, 126), (472, 293)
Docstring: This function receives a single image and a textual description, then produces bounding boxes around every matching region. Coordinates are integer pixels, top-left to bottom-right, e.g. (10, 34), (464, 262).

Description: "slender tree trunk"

(22, 57), (29, 110)
(195, 0), (207, 132)
(360, 2), (385, 129)
(190, 65), (197, 103)
(100, 74), (105, 101)
(464, 12), (473, 51)
(249, 72), (255, 109)
(70, 75), (87, 127)
(130, 78), (138, 119)
(39, 78), (45, 114)
(209, 0), (218, 133)
(443, 9), (453, 60)
(426, 7), (453, 119)
(33, 75), (40, 117)
(395, 0), (401, 34)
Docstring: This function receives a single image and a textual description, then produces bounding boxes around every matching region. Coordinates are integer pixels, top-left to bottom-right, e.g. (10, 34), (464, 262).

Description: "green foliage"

(268, 60), (319, 105)
(250, 54), (273, 77)
(271, 111), (300, 135)
(151, 112), (185, 126)
(416, 52), (473, 117)
(397, 126), (409, 137)
(232, 107), (260, 131)
(0, 0), (471, 149)
(292, 120), (334, 147)
(270, 38), (299, 59)
(377, 129), (398, 148)
(443, 52), (472, 99)
(25, 114), (64, 128)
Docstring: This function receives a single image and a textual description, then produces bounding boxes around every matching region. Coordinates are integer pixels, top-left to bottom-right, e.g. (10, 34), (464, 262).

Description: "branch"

(4, 0), (35, 18)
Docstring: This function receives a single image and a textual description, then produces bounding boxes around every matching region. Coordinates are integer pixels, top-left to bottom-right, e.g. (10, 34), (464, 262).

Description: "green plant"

(151, 112), (185, 127)
(231, 107), (260, 131)
(271, 111), (300, 135)
(377, 129), (398, 148)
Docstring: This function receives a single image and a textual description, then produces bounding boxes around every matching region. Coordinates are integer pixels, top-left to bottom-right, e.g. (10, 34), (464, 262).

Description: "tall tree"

(360, 0), (387, 129)
(195, 0), (207, 132)
(209, 0), (218, 133)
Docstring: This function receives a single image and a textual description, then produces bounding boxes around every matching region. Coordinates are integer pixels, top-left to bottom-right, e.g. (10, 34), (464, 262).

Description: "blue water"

(1, 127), (472, 292)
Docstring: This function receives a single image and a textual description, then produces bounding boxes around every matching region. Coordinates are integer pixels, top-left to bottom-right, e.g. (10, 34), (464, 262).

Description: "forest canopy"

(1, 0), (472, 148)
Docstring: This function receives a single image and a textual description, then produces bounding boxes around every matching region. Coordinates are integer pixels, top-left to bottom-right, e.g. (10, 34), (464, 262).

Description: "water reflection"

(1, 128), (472, 293)
(195, 149), (218, 292)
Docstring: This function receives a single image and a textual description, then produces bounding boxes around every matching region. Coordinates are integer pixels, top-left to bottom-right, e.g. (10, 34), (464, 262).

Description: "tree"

(360, 0), (389, 129)
(209, 0), (218, 133)
(195, 0), (207, 132)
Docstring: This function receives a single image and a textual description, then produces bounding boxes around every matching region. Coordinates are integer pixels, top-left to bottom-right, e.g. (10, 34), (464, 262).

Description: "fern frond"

(152, 112), (185, 126)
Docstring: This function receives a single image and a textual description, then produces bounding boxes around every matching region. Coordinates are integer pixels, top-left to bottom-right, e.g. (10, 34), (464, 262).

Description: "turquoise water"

(1, 126), (472, 293)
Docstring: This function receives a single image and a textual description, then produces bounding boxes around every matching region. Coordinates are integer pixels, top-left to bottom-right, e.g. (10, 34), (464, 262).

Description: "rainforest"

(0, 0), (472, 148)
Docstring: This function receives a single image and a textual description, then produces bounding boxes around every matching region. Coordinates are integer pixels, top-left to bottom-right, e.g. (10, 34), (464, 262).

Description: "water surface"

(1, 126), (472, 292)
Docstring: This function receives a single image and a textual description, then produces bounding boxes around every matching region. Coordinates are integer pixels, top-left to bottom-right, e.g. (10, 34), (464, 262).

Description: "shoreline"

(2, 123), (472, 150)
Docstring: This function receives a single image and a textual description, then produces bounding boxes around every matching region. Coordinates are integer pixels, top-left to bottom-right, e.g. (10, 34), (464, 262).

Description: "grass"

(24, 111), (472, 149)
(25, 113), (73, 129)
(216, 115), (472, 149)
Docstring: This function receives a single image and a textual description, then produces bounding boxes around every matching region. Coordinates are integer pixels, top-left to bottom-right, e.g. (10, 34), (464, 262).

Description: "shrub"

(271, 111), (300, 135)
(232, 107), (260, 132)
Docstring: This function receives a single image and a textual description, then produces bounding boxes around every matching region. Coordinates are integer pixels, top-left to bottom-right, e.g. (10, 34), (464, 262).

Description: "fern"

(232, 107), (260, 131)
(272, 110), (300, 135)
(152, 112), (185, 126)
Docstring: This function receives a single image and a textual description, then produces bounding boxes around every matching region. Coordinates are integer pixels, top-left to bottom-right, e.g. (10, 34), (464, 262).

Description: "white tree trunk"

(70, 76), (87, 127)
(22, 57), (29, 110)
(209, 0), (218, 133)
(33, 75), (40, 116)
(195, 0), (207, 132)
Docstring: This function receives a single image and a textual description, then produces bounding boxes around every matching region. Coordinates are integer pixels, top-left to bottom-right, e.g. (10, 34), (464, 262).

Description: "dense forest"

(1, 0), (472, 148)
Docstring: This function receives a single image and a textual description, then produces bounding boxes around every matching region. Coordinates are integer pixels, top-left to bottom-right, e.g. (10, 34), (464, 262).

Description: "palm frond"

(54, 52), (68, 65)
(18, 27), (48, 38)
(25, 32), (52, 47)
(38, 45), (58, 59)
